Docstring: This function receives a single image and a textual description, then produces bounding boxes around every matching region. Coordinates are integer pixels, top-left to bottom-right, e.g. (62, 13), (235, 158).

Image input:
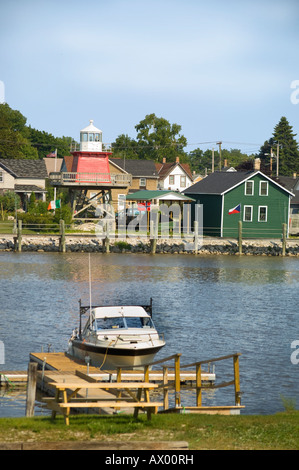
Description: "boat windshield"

(95, 316), (155, 330)
(125, 317), (155, 329)
(96, 317), (125, 330)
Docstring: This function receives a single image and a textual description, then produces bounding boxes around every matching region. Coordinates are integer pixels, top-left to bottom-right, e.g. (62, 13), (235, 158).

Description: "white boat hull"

(68, 338), (165, 370)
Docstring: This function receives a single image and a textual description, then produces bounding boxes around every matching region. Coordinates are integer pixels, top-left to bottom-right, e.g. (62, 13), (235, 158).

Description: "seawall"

(1, 234), (299, 256)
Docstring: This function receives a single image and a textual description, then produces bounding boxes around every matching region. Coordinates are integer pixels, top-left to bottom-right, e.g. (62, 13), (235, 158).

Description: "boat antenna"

(89, 253), (92, 325)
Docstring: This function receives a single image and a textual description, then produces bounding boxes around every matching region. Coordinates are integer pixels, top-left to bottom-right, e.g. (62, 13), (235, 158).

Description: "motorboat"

(67, 299), (165, 370)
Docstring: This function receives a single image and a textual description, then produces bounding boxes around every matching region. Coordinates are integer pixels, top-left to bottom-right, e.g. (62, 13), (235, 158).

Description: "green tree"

(111, 134), (139, 159)
(135, 113), (187, 162)
(258, 117), (299, 176)
(272, 117), (299, 176)
(189, 148), (214, 173)
(0, 103), (38, 159)
(28, 127), (72, 159)
(0, 191), (21, 213)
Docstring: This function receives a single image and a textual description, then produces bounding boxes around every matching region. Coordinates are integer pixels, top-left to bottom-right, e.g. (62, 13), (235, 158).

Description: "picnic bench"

(44, 381), (163, 425)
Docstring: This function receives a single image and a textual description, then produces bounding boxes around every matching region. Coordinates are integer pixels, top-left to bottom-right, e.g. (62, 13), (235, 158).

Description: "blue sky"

(1, 0), (299, 155)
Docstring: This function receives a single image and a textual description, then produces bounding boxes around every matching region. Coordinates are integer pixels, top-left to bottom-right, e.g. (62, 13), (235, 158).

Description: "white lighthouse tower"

(80, 119), (103, 152)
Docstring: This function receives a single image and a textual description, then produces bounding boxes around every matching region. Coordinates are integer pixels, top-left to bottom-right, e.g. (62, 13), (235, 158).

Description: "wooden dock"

(1, 352), (215, 386)
(29, 352), (216, 384)
(2, 351), (245, 419)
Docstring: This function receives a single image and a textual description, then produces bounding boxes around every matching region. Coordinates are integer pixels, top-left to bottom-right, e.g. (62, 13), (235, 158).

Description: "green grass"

(0, 412), (298, 450)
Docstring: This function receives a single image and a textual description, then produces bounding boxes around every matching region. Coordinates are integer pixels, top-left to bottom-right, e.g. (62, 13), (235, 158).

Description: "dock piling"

(26, 362), (38, 417)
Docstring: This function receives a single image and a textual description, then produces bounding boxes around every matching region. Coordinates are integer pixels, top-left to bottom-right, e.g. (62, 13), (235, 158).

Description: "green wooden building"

(184, 170), (294, 238)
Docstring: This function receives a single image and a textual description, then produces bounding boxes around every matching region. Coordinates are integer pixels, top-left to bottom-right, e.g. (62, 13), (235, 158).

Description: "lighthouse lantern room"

(80, 119), (103, 152)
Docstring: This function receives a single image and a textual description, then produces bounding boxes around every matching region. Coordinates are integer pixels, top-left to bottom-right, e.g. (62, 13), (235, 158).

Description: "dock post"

(15, 219), (22, 252)
(150, 220), (157, 254)
(102, 236), (110, 253)
(238, 220), (242, 255)
(282, 223), (287, 256)
(26, 362), (38, 417)
(194, 221), (198, 254)
(163, 366), (169, 410)
(174, 354), (181, 407)
(196, 363), (202, 406)
(59, 219), (66, 253)
(233, 354), (241, 406)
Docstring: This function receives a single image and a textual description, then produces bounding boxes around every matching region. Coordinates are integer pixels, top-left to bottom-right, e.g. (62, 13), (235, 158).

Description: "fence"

(115, 352), (243, 413)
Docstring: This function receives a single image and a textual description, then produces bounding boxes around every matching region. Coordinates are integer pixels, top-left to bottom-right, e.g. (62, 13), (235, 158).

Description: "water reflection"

(0, 252), (298, 416)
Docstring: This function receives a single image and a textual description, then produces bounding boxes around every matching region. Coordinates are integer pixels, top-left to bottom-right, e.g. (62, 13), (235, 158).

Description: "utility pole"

(212, 148), (214, 173)
(276, 142), (279, 177)
(217, 141), (222, 171)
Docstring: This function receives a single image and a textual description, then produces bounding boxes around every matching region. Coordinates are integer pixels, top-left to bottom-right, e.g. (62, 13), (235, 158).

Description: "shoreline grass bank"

(0, 411), (298, 450)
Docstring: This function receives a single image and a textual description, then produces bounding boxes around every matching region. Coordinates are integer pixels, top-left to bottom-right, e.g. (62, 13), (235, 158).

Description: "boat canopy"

(92, 306), (150, 319)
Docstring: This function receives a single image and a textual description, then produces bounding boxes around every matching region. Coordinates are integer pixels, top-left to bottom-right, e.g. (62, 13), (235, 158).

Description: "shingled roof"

(0, 159), (48, 178)
(183, 170), (295, 196)
(110, 158), (158, 177)
(155, 161), (193, 180)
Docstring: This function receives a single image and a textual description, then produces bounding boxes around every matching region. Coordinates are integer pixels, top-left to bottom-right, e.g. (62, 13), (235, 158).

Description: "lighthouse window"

(89, 133), (94, 141)
(95, 133), (100, 142)
(81, 133), (88, 142)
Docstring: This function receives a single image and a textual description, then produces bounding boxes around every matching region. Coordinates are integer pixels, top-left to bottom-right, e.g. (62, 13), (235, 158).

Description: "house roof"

(183, 170), (295, 197)
(0, 159), (48, 178)
(155, 161), (193, 180)
(126, 189), (195, 201)
(110, 158), (158, 177)
(270, 175), (299, 192)
(14, 184), (47, 193)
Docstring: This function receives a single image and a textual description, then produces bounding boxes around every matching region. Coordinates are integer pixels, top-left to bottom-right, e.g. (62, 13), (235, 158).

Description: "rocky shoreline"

(1, 234), (299, 256)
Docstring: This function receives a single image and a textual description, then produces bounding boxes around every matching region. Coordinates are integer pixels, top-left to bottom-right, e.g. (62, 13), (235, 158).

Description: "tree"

(258, 117), (299, 176)
(135, 113), (187, 162)
(272, 117), (299, 176)
(0, 103), (38, 159)
(111, 134), (139, 159)
(28, 126), (73, 159)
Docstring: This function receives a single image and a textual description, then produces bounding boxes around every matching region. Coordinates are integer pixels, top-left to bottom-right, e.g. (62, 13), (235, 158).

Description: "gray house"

(0, 159), (48, 209)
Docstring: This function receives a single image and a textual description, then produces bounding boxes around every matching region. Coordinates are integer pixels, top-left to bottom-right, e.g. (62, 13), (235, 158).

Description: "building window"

(81, 133), (88, 142)
(139, 178), (146, 187)
(245, 180), (254, 195)
(259, 181), (268, 196)
(258, 206), (267, 222)
(0, 171), (3, 182)
(180, 175), (186, 187)
(169, 175), (175, 185)
(243, 205), (253, 222)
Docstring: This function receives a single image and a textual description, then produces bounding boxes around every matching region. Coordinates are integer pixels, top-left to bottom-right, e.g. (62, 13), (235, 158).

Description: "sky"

(1, 0), (299, 156)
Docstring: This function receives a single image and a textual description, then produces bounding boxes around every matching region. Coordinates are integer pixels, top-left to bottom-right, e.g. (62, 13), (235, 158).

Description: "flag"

(138, 202), (151, 212)
(48, 200), (61, 210)
(46, 151), (56, 157)
(228, 204), (241, 214)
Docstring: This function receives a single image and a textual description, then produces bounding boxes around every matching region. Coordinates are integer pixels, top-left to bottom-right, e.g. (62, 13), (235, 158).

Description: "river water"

(0, 251), (298, 417)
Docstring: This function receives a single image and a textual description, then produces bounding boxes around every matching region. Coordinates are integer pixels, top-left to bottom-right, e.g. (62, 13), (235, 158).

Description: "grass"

(0, 412), (298, 450)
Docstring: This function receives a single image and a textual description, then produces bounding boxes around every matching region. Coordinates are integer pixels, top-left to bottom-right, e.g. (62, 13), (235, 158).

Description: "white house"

(155, 157), (193, 192)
